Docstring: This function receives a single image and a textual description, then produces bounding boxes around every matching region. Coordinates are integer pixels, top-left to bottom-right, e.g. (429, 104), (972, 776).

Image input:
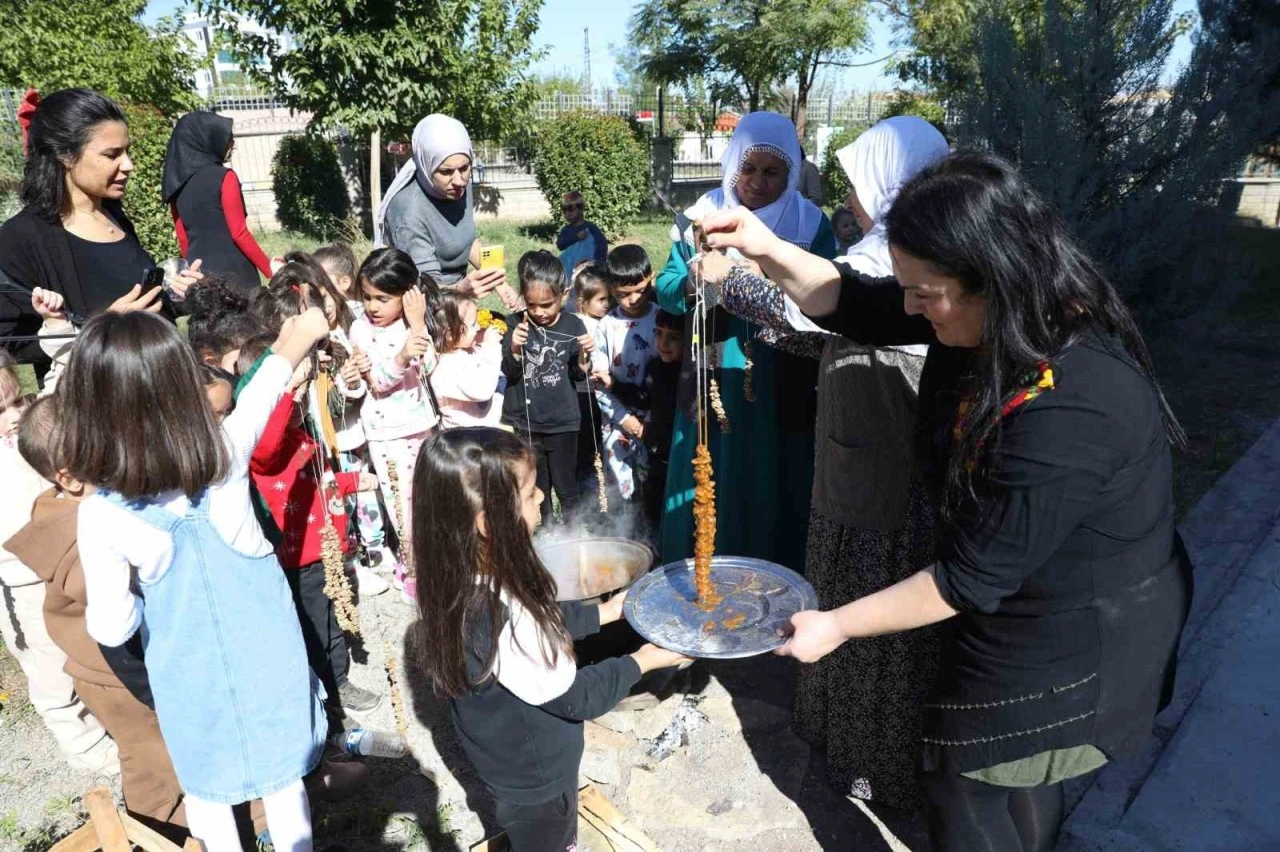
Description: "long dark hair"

(885, 152), (1185, 520)
(20, 88), (127, 220)
(411, 428), (571, 698)
(358, 247), (419, 296)
(58, 311), (229, 498)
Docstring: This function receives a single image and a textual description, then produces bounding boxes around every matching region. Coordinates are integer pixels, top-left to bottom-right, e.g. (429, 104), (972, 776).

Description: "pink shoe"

(402, 574), (418, 605)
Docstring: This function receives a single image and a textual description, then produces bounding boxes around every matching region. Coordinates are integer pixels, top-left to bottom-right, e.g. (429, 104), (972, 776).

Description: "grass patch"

(1229, 224), (1280, 322)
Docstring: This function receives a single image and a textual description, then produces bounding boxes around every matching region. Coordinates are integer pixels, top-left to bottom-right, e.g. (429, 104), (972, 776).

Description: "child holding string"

(500, 251), (593, 524)
(349, 247), (440, 602)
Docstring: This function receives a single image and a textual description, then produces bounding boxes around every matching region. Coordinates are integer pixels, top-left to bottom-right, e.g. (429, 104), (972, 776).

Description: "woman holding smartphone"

(0, 88), (203, 369)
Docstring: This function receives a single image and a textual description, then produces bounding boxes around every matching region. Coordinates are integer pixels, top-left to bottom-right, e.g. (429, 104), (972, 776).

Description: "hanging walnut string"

(299, 396), (360, 635)
(386, 458), (411, 572)
(742, 337), (756, 403)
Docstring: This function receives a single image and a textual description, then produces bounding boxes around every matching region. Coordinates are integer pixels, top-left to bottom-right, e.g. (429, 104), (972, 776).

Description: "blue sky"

(146, 0), (1197, 92)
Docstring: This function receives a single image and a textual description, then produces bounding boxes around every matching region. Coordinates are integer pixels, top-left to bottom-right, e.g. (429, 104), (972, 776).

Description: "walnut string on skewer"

(298, 393), (361, 635)
(378, 458), (413, 739)
(742, 338), (756, 403)
(689, 224), (721, 609)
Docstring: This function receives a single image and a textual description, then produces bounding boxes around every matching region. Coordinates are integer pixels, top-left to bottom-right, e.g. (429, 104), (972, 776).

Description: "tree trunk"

(370, 129), (382, 236)
(795, 56), (819, 141)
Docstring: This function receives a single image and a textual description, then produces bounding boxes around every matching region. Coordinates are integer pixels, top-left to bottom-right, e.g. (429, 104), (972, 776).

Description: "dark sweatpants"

(495, 788), (578, 852)
(284, 561), (349, 730)
(531, 430), (580, 522)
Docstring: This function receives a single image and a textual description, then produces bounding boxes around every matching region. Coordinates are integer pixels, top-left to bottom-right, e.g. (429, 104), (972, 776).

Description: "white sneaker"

(370, 545), (398, 575)
(351, 563), (389, 597)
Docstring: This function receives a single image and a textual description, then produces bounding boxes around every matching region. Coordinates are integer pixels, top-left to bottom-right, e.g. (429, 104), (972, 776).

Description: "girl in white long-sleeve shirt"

(429, 292), (504, 428)
(71, 308), (333, 851)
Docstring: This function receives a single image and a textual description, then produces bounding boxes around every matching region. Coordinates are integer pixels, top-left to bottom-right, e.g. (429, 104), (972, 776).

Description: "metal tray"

(535, 537), (654, 602)
(623, 556), (818, 659)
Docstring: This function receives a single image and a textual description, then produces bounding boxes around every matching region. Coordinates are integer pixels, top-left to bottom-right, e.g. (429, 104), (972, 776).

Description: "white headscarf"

(374, 114), (474, 247)
(834, 115), (950, 277)
(673, 112), (825, 250)
(783, 115), (949, 342)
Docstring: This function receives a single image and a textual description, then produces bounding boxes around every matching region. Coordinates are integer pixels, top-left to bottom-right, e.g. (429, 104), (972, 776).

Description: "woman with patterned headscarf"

(654, 111), (836, 568)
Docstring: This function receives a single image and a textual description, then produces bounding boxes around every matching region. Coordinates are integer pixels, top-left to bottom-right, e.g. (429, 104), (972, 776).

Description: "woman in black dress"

(0, 88), (203, 368)
(162, 112), (273, 291)
(698, 152), (1192, 852)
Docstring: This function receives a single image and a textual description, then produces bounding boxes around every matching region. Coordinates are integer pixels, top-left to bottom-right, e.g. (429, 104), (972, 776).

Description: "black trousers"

(284, 561), (350, 705)
(921, 772), (1064, 852)
(495, 789), (578, 852)
(532, 430), (580, 522)
(574, 390), (602, 481)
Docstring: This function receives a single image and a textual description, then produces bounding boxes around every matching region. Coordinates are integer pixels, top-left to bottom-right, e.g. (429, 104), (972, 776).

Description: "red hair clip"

(17, 89), (39, 156)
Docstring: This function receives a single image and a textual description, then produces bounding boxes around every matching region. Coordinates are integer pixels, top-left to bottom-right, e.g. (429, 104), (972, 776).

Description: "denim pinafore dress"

(104, 490), (326, 804)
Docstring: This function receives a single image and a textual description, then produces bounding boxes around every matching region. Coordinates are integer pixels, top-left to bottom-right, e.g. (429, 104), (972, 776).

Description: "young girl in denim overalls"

(72, 308), (334, 851)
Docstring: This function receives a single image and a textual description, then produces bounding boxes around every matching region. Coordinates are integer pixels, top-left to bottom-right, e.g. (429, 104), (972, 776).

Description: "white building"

(179, 11), (293, 98)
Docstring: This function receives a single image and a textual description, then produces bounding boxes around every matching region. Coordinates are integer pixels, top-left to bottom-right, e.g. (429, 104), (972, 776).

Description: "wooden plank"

(49, 823), (102, 852)
(83, 787), (131, 852)
(577, 784), (660, 852)
(120, 812), (185, 852)
(470, 833), (510, 851)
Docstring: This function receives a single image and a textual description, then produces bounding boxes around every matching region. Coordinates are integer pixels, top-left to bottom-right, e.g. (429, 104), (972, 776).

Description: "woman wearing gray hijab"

(375, 114), (517, 307)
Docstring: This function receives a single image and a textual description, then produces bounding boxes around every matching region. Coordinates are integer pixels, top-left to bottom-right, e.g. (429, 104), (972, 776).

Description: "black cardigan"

(0, 203), (151, 367)
(812, 265), (1192, 775)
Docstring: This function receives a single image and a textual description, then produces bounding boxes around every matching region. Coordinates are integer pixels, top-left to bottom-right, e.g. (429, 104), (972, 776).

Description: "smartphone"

(479, 245), (504, 271)
(142, 267), (165, 288)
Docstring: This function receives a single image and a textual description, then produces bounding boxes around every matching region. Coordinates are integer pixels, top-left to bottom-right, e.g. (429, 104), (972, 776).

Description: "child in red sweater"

(247, 358), (385, 722)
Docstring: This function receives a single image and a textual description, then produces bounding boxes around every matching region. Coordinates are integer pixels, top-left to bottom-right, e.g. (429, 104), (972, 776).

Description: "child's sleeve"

(335, 471), (362, 498)
(251, 393), (296, 474)
(554, 224), (575, 251)
(590, 223), (608, 264)
(560, 600), (601, 640)
(435, 352), (501, 402)
(493, 604), (642, 721)
(79, 498), (162, 647)
(224, 354), (294, 465)
(37, 317), (76, 396)
(592, 321), (630, 427)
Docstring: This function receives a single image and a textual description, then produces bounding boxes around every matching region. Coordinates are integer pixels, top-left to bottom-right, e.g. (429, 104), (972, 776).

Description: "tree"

(628, 0), (871, 133)
(198, 0), (543, 143)
(763, 0), (872, 137)
(0, 0), (196, 116)
(950, 0), (1280, 302)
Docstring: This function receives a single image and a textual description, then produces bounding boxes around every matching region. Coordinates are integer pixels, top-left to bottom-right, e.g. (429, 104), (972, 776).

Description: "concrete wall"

(1235, 178), (1280, 227)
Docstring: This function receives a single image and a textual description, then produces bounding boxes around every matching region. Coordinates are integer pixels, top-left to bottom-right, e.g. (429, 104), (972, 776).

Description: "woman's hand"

(599, 589), (627, 625)
(30, 287), (66, 320)
(168, 258), (204, 300)
(774, 610), (848, 663)
(701, 207), (844, 317)
(700, 208), (783, 260)
(108, 284), (163, 314)
(462, 267), (505, 299)
(402, 288), (428, 332)
(495, 282), (522, 311)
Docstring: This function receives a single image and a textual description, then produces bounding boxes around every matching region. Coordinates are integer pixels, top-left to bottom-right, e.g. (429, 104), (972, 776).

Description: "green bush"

(819, 125), (866, 205)
(532, 112), (650, 241)
(272, 133), (349, 240)
(882, 91), (948, 136)
(119, 102), (179, 260)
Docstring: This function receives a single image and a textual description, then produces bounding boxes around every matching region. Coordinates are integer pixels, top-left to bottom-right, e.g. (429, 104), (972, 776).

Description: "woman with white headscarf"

(711, 115), (950, 811)
(655, 111), (836, 571)
(376, 114), (518, 306)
